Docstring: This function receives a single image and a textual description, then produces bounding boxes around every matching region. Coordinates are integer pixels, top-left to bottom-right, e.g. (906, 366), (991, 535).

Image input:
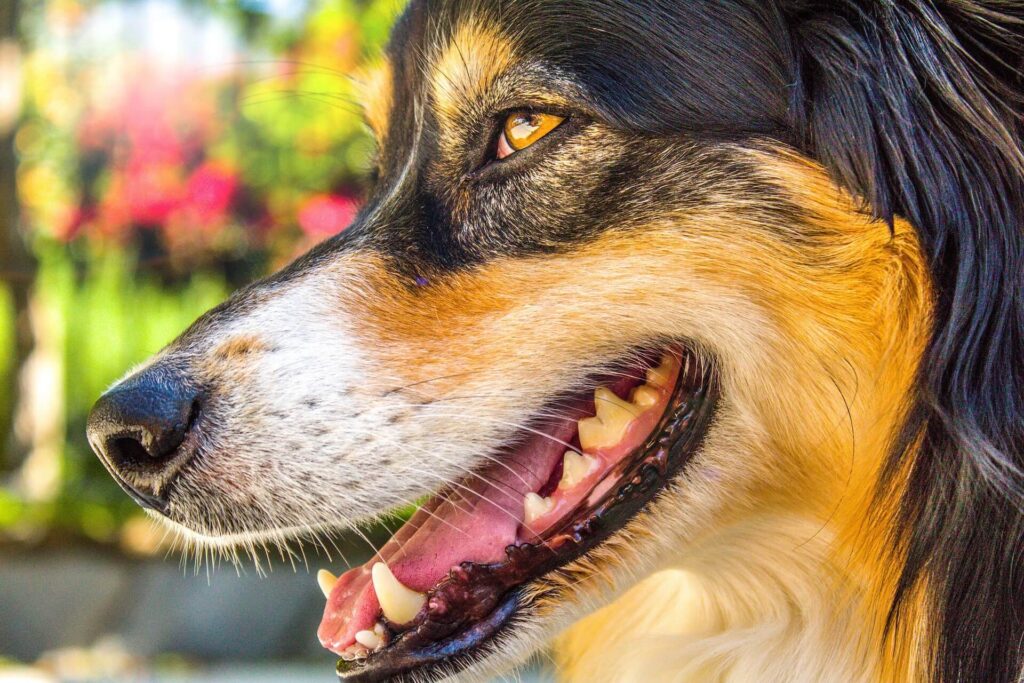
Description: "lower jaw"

(336, 350), (720, 682)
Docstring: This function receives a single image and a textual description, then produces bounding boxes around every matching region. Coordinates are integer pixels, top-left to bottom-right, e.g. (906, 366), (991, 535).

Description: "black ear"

(786, 2), (1024, 682)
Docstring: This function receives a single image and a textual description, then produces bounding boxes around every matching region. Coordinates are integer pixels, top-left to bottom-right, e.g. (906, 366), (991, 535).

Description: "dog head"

(87, 2), (1024, 681)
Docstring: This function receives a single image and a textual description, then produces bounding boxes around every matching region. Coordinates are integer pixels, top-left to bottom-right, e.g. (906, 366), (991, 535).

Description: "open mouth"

(318, 346), (719, 681)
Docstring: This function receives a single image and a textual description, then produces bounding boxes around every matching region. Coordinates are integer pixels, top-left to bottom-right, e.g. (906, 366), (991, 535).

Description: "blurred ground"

(0, 544), (554, 682)
(0, 662), (550, 683)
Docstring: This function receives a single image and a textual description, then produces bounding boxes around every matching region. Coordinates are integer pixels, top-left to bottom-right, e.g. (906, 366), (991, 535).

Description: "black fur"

(372, 2), (1024, 679)
(787, 3), (1024, 682)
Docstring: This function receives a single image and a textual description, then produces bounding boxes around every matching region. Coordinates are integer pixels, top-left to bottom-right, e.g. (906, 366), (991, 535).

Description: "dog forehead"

(372, 5), (519, 147)
(316, 0), (804, 273)
(382, 0), (791, 137)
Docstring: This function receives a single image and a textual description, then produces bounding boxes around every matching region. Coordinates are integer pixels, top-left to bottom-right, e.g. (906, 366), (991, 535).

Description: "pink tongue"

(317, 419), (578, 654)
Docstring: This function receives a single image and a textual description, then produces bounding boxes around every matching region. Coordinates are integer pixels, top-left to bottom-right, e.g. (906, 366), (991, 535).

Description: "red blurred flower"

(124, 163), (185, 225)
(297, 193), (358, 237)
(76, 64), (231, 241)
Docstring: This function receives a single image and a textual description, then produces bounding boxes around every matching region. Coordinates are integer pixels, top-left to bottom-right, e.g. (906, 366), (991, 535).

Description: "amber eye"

(496, 112), (565, 159)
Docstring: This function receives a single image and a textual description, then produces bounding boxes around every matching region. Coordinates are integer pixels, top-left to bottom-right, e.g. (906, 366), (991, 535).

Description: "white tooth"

(355, 629), (382, 650)
(373, 622), (386, 637)
(559, 451), (596, 490)
(371, 562), (427, 625)
(631, 384), (661, 409)
(317, 569), (338, 599)
(578, 387), (637, 451)
(646, 354), (675, 389)
(523, 492), (555, 525)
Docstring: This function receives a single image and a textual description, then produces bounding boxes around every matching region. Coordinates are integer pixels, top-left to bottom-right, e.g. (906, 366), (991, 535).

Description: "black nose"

(86, 366), (200, 511)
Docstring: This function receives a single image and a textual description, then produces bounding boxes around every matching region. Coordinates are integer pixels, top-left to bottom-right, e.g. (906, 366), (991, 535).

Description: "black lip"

(337, 353), (720, 682)
(109, 469), (171, 512)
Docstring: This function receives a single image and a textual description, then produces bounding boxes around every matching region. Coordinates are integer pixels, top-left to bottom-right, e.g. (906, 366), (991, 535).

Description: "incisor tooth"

(578, 387), (637, 450)
(355, 629), (382, 650)
(371, 562), (427, 625)
(340, 644), (368, 661)
(524, 492), (555, 525)
(631, 384), (661, 409)
(317, 569), (338, 599)
(560, 451), (596, 490)
(646, 354), (675, 389)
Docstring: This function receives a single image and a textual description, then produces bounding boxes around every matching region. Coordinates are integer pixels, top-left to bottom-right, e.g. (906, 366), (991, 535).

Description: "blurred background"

(0, 0), (547, 680)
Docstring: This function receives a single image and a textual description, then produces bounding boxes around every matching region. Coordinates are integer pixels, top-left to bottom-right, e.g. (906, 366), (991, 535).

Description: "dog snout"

(86, 365), (201, 511)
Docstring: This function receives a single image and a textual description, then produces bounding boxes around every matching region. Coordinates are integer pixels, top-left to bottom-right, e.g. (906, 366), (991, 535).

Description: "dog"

(85, 1), (1024, 681)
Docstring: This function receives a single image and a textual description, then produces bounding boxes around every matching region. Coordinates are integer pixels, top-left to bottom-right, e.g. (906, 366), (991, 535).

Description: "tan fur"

(214, 335), (269, 360)
(549, 154), (931, 682)
(431, 22), (514, 122)
(313, 150), (933, 680)
(354, 59), (392, 142)
(158, 140), (932, 679)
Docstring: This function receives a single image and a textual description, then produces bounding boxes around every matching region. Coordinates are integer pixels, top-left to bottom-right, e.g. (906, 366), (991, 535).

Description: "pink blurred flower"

(94, 165), (184, 236)
(178, 162), (239, 227)
(297, 193), (358, 237)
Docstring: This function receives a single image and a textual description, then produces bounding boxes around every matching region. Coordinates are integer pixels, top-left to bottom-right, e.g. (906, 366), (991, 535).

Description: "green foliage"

(1, 0), (405, 542)
(52, 242), (227, 424)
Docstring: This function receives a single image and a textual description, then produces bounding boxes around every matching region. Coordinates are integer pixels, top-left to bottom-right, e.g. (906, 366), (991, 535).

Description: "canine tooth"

(578, 387), (637, 450)
(355, 629), (382, 650)
(371, 562), (427, 625)
(560, 451), (596, 489)
(646, 354), (675, 389)
(317, 569), (338, 599)
(631, 384), (661, 409)
(524, 492), (555, 525)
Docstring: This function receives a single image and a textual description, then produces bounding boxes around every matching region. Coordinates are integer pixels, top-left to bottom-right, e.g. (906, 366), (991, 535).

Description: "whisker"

(382, 369), (480, 396)
(320, 428), (488, 511)
(394, 463), (526, 530)
(239, 90), (363, 115)
(405, 407), (585, 455)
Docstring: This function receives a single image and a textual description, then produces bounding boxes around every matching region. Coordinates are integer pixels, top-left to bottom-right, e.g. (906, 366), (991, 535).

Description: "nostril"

(97, 398), (198, 470)
(86, 367), (202, 510)
(109, 435), (164, 469)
